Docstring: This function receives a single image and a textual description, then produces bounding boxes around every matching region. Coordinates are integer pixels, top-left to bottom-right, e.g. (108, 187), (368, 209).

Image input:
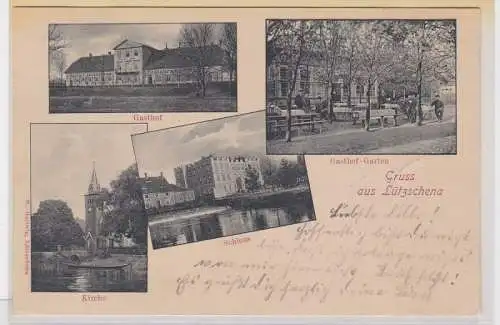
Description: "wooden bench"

(358, 108), (400, 128)
(267, 113), (327, 138)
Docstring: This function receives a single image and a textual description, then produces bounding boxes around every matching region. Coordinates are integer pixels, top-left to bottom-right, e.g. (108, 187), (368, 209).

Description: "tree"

(315, 20), (343, 122)
(267, 20), (316, 142)
(179, 23), (217, 98)
(53, 51), (66, 80)
(49, 25), (69, 81)
(244, 165), (261, 192)
(48, 25), (68, 55)
(31, 200), (84, 252)
(356, 21), (395, 130)
(259, 156), (280, 188)
(101, 164), (148, 245)
(277, 158), (297, 188)
(394, 20), (456, 125)
(220, 23), (237, 92)
(342, 21), (363, 108)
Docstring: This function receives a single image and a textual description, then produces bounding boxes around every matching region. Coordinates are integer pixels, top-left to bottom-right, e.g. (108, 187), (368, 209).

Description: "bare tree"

(54, 52), (66, 80)
(399, 20), (456, 125)
(179, 23), (217, 98)
(220, 23), (237, 92)
(49, 25), (69, 82)
(48, 25), (68, 54)
(316, 21), (343, 123)
(342, 21), (363, 109)
(267, 20), (315, 142)
(356, 21), (395, 131)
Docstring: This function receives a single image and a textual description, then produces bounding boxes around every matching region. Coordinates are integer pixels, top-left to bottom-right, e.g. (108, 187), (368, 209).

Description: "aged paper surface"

(11, 1), (487, 316)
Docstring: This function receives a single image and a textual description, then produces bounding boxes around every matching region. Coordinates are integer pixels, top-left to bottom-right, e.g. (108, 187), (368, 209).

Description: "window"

(279, 67), (288, 97)
(134, 50), (138, 56)
(299, 67), (309, 93)
(126, 51), (130, 57)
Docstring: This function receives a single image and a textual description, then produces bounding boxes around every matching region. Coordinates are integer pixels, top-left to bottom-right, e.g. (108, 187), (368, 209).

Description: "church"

(64, 39), (234, 87)
(83, 162), (108, 255)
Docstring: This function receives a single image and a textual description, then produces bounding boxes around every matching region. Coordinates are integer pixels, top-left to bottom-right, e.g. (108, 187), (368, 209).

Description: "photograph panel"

(132, 111), (316, 250)
(49, 23), (237, 113)
(30, 123), (148, 292)
(266, 19), (457, 155)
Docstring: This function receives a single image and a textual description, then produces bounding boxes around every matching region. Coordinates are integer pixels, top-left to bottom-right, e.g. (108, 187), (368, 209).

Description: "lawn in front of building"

(49, 95), (237, 113)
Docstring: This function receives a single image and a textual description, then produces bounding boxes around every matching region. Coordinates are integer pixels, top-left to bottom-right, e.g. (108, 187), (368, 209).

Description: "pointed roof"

(113, 39), (150, 50)
(88, 161), (101, 194)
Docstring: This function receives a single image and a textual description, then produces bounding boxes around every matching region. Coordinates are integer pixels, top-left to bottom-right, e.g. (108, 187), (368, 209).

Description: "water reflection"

(31, 254), (147, 292)
(149, 203), (315, 249)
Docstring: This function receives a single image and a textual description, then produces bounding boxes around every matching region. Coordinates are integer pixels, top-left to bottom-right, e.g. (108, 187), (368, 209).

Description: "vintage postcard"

(131, 111), (316, 249)
(49, 23), (237, 113)
(11, 1), (489, 319)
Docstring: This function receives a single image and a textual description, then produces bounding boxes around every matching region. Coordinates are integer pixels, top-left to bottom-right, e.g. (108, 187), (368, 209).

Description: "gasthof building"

(64, 39), (233, 87)
(175, 154), (264, 199)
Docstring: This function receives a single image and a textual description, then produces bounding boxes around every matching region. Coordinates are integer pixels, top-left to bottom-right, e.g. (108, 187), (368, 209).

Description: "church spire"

(88, 161), (100, 193)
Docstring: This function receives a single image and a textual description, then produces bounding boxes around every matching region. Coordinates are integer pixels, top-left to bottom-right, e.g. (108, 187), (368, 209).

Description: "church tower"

(84, 161), (104, 254)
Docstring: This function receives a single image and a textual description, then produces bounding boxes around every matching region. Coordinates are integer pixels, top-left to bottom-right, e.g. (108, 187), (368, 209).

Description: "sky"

(132, 111), (296, 184)
(31, 123), (147, 221)
(50, 23), (225, 77)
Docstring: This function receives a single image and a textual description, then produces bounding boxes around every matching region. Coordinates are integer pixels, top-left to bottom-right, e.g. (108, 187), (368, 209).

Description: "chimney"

(89, 53), (93, 57)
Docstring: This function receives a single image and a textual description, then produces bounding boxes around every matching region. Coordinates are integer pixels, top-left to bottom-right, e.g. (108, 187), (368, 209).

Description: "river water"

(149, 201), (316, 249)
(31, 253), (147, 292)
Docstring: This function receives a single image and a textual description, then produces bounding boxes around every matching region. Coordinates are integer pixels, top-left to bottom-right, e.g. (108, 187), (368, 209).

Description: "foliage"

(100, 164), (148, 245)
(220, 23), (237, 90)
(244, 165), (261, 192)
(266, 19), (456, 131)
(48, 25), (69, 80)
(179, 23), (218, 98)
(31, 200), (85, 252)
(266, 20), (317, 141)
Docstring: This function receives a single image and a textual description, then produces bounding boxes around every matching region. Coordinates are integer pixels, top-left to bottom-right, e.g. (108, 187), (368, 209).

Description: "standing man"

(431, 94), (445, 122)
(294, 91), (305, 110)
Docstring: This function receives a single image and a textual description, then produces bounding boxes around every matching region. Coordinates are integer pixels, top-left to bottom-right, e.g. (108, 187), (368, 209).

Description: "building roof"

(87, 162), (101, 194)
(113, 39), (149, 50)
(65, 54), (114, 74)
(140, 175), (191, 194)
(144, 45), (226, 70)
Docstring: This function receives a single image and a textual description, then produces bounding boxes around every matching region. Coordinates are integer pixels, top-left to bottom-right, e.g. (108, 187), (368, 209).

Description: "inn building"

(267, 53), (379, 105)
(64, 39), (233, 87)
(175, 154), (264, 199)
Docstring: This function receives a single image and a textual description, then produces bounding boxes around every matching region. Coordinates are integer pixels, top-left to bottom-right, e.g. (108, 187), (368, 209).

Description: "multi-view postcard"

(10, 2), (490, 321)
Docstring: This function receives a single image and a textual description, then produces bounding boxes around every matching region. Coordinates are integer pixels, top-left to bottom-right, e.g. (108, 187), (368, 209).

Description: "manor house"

(64, 39), (233, 87)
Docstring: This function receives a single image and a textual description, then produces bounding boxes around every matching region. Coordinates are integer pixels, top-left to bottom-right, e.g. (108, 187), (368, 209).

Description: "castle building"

(176, 154), (264, 199)
(140, 172), (196, 210)
(64, 39), (234, 87)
